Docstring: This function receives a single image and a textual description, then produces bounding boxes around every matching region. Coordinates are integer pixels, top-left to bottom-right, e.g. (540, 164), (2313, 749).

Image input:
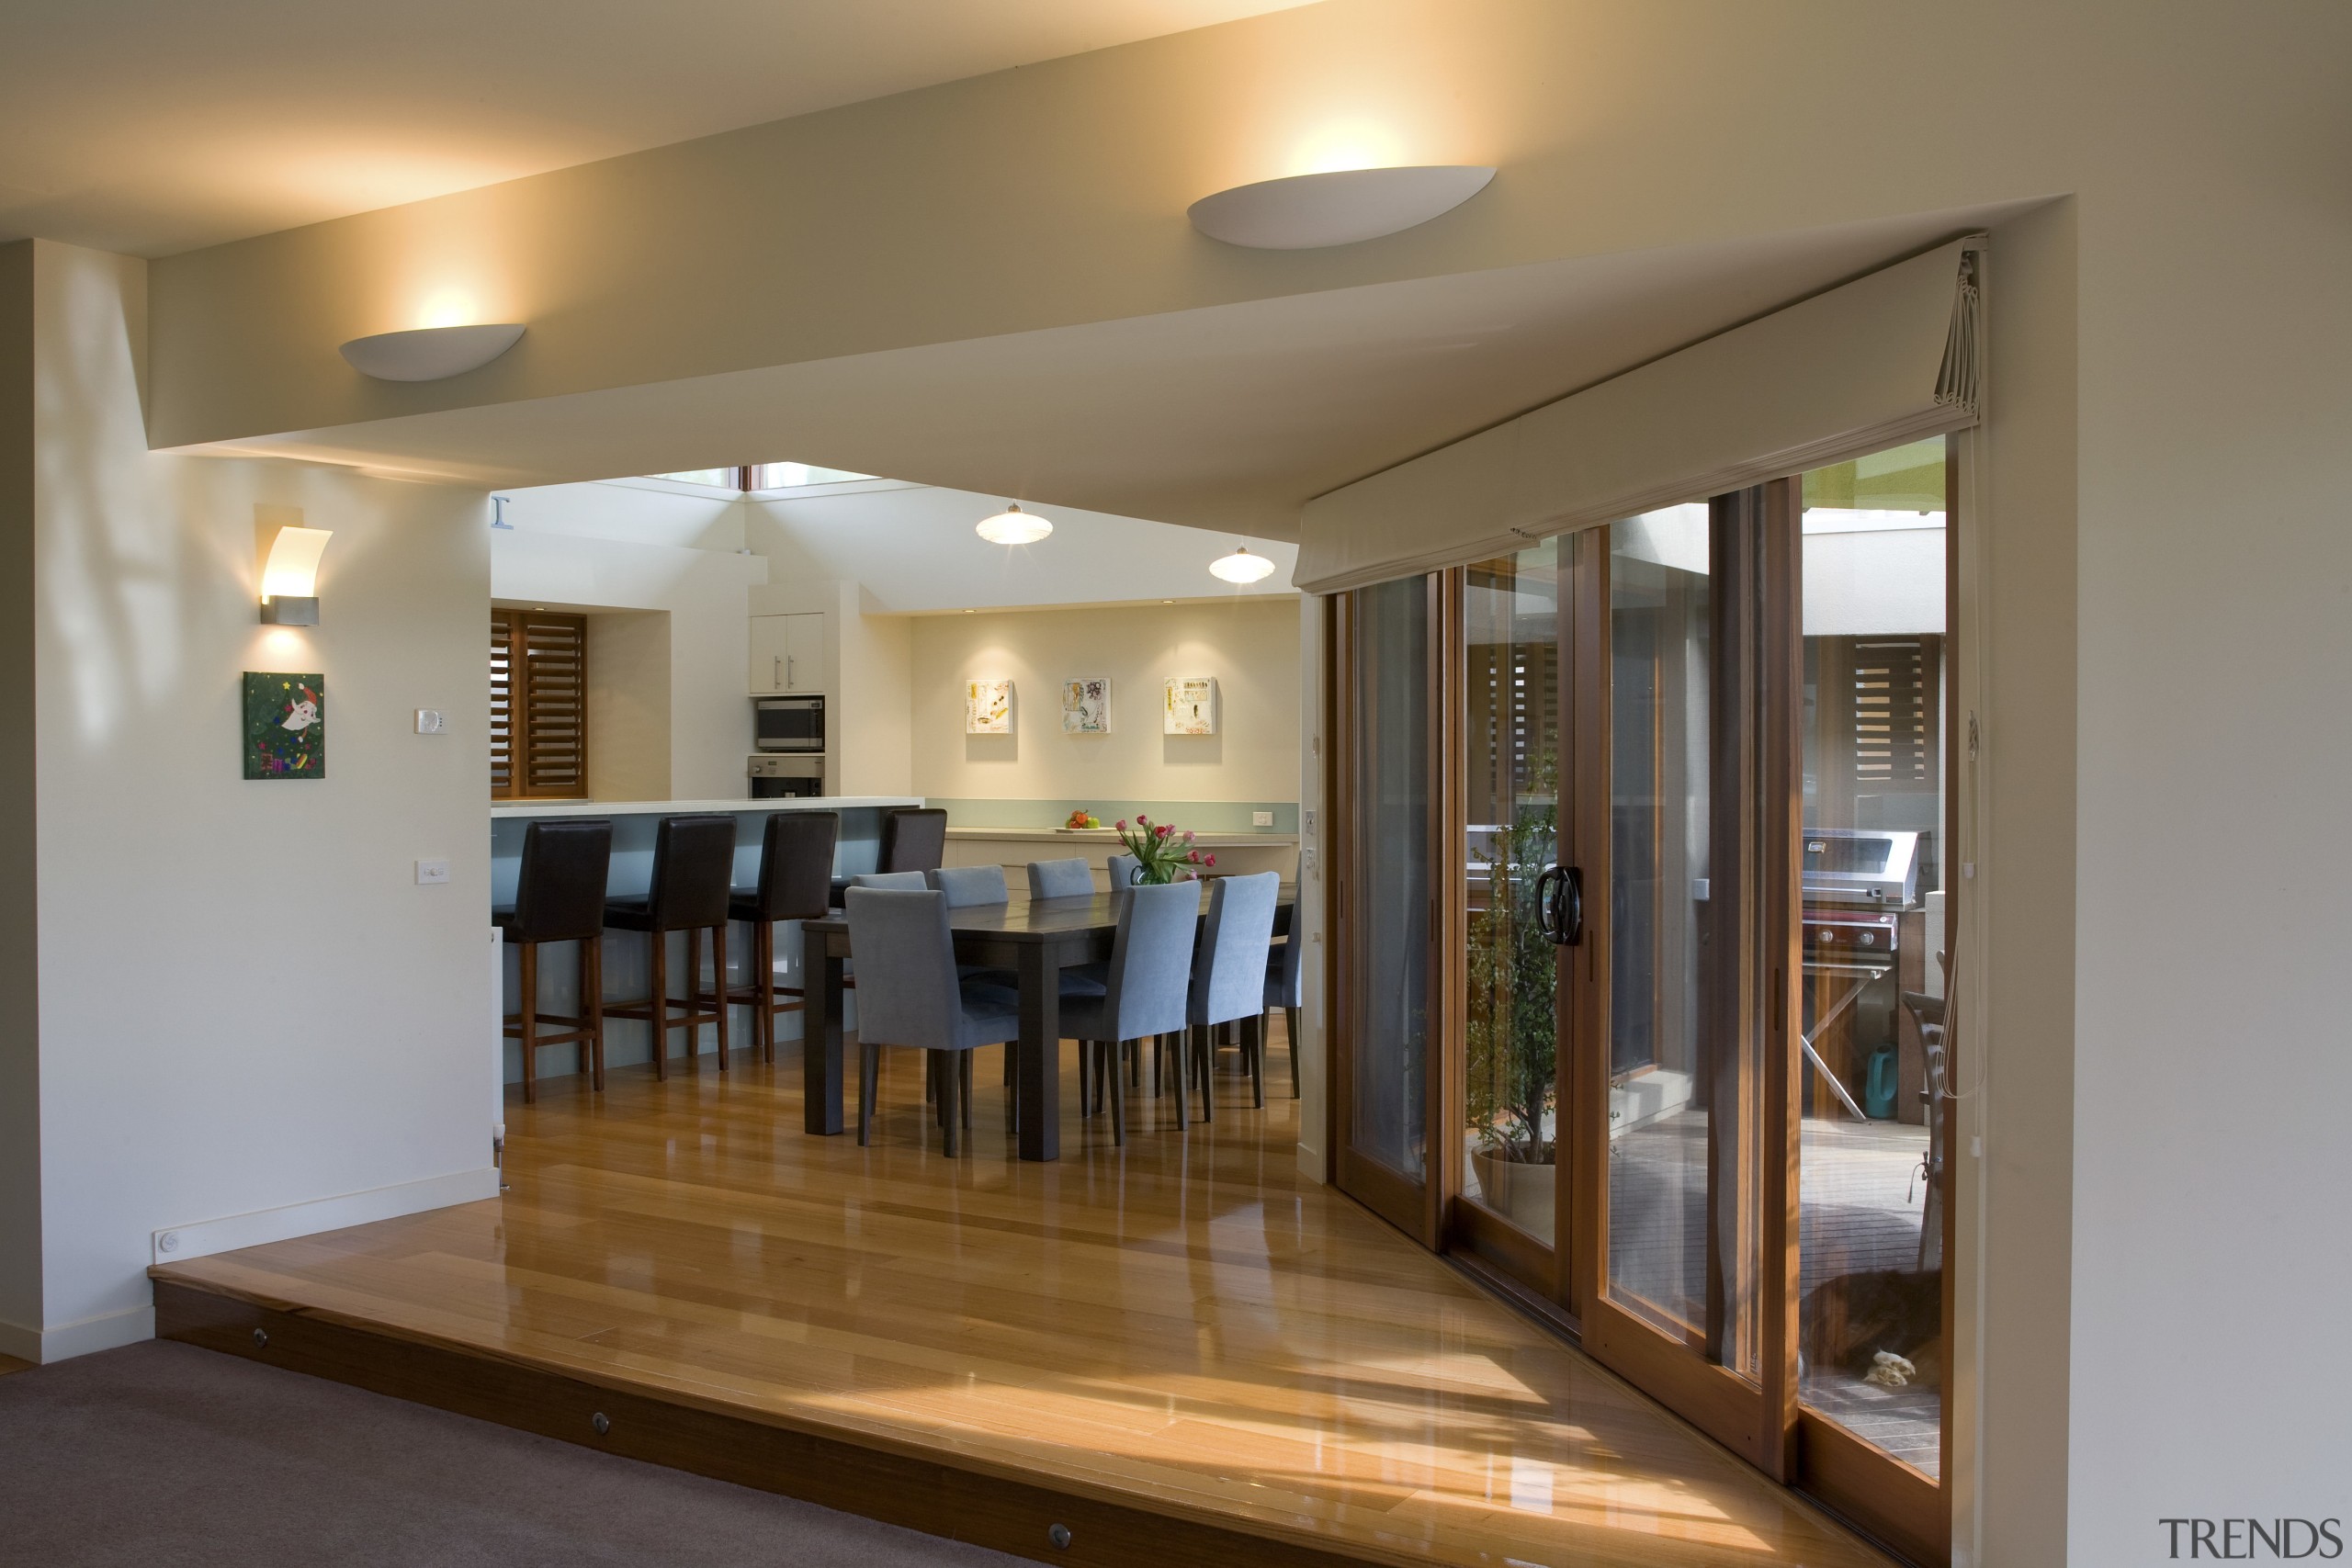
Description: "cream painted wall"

(910, 598), (1299, 807)
(11, 241), (496, 1359)
(833, 586), (911, 797)
(582, 610), (671, 801)
(490, 497), (764, 800)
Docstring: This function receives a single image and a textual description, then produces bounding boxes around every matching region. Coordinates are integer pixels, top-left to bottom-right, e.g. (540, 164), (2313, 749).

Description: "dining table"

(798, 882), (1295, 1161)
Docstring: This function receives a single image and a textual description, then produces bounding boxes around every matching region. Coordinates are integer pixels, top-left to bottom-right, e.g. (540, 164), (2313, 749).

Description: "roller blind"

(1296, 234), (1984, 595)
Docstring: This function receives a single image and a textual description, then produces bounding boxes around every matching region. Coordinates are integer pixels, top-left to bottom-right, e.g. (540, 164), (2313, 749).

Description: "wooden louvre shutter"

(1849, 634), (1939, 786)
(490, 613), (515, 798)
(492, 609), (589, 798)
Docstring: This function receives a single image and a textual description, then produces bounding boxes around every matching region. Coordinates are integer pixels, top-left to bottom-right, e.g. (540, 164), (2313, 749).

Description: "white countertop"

(492, 795), (923, 819)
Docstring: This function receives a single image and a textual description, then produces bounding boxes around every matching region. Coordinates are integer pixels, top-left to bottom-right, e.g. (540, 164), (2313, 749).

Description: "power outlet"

(415, 858), (451, 886)
(414, 709), (447, 734)
(1251, 810), (1275, 828)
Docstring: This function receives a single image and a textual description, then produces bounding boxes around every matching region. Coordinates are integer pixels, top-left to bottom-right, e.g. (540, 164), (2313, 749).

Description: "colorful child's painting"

(966, 678), (1012, 736)
(244, 672), (325, 779)
(1061, 677), (1111, 735)
(1163, 676), (1216, 736)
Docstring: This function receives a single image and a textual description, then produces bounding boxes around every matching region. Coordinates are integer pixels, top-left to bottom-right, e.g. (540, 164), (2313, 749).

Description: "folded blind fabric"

(1295, 234), (1984, 595)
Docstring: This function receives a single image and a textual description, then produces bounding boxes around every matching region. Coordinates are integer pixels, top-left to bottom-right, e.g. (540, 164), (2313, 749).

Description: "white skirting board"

(150, 1166), (501, 1269)
(0, 1303), (155, 1364)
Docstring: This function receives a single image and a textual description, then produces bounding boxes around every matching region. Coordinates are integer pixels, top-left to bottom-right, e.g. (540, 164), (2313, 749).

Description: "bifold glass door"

(1329, 438), (1957, 1565)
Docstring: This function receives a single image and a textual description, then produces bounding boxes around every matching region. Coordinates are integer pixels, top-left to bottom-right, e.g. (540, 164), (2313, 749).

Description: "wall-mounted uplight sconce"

(1187, 165), (1496, 250)
(339, 322), (526, 381)
(259, 525), (334, 625)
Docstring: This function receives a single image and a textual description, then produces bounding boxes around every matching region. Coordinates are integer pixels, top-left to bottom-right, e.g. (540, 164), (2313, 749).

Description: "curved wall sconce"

(339, 322), (526, 381)
(259, 524), (333, 625)
(1187, 165), (1496, 250)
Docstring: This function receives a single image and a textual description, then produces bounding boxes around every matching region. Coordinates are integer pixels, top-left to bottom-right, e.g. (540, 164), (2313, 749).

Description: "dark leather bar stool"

(880, 807), (949, 874)
(831, 806), (950, 906)
(723, 810), (840, 1064)
(493, 818), (614, 1104)
(603, 814), (738, 1079)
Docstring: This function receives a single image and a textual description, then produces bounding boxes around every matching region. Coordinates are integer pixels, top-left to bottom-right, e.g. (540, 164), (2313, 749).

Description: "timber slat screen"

(491, 609), (588, 799)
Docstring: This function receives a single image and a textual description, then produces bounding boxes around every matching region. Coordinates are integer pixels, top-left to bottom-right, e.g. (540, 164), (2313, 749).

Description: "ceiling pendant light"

(1210, 544), (1276, 584)
(975, 503), (1052, 546)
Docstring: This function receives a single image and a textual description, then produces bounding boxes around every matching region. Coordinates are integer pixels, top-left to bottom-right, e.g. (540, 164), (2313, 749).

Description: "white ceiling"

(0, 0), (1318, 255)
(195, 203), (2030, 538)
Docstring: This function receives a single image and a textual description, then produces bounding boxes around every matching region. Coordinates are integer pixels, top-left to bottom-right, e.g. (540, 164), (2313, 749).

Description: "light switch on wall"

(414, 709), (446, 734)
(1252, 810), (1274, 828)
(415, 859), (450, 886)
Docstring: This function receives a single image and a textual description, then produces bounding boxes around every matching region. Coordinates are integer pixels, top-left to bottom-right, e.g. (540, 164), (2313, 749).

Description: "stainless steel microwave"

(753, 694), (825, 753)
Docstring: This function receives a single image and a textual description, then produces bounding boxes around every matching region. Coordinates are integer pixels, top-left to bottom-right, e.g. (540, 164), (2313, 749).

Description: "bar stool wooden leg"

(650, 930), (670, 1081)
(588, 935), (606, 1092)
(518, 941), (539, 1104)
(712, 922), (729, 1072)
(684, 927), (704, 1074)
(755, 919), (776, 1064)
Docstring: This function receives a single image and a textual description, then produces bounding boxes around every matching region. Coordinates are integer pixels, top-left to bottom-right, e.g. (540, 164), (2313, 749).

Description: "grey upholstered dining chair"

(1056, 881), (1196, 1146)
(927, 863), (1009, 908)
(1105, 852), (1141, 889)
(1026, 857), (1095, 899)
(842, 887), (1020, 1156)
(1176, 871), (1281, 1125)
(850, 870), (929, 890)
(1264, 873), (1305, 1099)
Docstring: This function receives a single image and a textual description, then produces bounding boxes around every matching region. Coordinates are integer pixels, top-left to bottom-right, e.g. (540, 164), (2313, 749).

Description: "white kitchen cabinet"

(749, 613), (827, 694)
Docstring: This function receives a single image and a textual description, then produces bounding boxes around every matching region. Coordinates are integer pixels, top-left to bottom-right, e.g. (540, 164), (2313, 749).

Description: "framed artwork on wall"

(243, 671), (325, 779)
(1061, 677), (1111, 734)
(1164, 676), (1216, 736)
(966, 678), (1013, 735)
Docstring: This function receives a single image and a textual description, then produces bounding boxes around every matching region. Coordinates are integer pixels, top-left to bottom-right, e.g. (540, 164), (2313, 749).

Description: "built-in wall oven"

(754, 694), (825, 752)
(748, 754), (824, 798)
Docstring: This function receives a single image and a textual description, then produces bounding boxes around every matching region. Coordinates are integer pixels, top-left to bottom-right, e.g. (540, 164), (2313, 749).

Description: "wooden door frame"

(1439, 554), (1570, 1311)
(1562, 500), (1784, 1472)
(1329, 577), (1448, 1250)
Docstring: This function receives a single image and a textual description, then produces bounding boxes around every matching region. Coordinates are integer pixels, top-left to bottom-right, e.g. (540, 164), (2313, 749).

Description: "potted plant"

(1113, 815), (1213, 885)
(1464, 752), (1559, 1234)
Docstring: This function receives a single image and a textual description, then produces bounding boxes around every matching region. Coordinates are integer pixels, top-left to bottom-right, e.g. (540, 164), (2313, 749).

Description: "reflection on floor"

(154, 1029), (1892, 1568)
(1608, 1111), (1942, 1478)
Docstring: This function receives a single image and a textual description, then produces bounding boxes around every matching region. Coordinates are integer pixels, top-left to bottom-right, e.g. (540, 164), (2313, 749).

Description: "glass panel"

(1603, 505), (1761, 1373)
(1462, 547), (1562, 1244)
(1796, 438), (1948, 1478)
(750, 461), (876, 490)
(1349, 575), (1432, 1183)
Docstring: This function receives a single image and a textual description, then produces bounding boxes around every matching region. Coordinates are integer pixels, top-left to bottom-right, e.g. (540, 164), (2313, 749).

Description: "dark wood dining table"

(798, 883), (1293, 1161)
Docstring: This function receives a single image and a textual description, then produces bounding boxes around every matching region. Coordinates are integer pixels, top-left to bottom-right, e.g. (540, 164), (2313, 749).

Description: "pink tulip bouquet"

(1113, 814), (1216, 885)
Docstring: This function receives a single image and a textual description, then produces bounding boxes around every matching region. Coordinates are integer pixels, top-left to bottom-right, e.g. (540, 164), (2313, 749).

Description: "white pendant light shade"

(1187, 165), (1496, 250)
(1210, 546), (1276, 584)
(339, 322), (526, 381)
(976, 503), (1052, 546)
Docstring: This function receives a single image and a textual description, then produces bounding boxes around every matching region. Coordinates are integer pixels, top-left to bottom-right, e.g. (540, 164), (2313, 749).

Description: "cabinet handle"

(787, 653), (796, 688)
(773, 655), (781, 688)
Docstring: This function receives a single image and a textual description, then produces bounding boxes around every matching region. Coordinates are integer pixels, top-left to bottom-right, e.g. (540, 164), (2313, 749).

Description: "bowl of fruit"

(1060, 808), (1103, 832)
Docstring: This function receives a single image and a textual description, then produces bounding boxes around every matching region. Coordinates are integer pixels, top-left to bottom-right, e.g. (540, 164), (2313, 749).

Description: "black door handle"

(1533, 864), (1564, 942)
(1535, 864), (1584, 947)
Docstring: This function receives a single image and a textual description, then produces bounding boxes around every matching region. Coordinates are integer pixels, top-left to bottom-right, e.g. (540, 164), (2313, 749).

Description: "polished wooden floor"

(154, 1031), (1889, 1568)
